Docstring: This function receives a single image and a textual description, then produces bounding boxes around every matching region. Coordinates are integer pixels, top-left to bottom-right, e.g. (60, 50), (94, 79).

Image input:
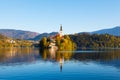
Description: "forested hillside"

(70, 33), (120, 49)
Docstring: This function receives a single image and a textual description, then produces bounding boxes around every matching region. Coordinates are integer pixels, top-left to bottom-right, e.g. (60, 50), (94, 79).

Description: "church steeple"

(59, 24), (63, 37)
(60, 24), (62, 31)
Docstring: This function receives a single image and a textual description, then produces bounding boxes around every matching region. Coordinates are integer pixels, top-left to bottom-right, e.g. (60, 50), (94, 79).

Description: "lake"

(0, 48), (120, 80)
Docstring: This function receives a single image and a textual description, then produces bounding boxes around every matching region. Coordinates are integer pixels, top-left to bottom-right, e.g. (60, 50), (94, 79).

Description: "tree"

(39, 37), (48, 49)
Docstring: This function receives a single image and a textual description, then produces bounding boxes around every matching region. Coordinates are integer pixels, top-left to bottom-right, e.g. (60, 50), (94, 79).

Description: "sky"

(0, 0), (120, 34)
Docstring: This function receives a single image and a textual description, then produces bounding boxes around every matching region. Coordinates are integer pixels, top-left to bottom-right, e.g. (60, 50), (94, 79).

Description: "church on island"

(39, 24), (75, 51)
(48, 25), (63, 51)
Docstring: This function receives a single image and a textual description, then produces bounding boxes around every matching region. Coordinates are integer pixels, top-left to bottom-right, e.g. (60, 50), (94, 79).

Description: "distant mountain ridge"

(91, 26), (120, 36)
(0, 26), (120, 41)
(31, 32), (58, 41)
(0, 29), (39, 40)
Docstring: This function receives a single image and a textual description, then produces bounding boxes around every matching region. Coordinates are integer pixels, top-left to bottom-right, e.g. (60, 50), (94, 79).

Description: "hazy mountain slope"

(91, 26), (120, 36)
(31, 32), (58, 41)
(0, 29), (39, 39)
(0, 26), (120, 40)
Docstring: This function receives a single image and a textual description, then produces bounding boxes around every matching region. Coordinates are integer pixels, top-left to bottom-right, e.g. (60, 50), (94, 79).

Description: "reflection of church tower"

(59, 58), (63, 72)
(59, 24), (63, 37)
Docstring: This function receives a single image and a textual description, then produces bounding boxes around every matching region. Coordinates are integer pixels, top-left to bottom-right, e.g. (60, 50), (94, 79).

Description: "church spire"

(60, 24), (62, 31)
(59, 24), (63, 37)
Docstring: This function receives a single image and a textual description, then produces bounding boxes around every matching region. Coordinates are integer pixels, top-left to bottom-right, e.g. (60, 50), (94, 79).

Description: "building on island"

(48, 25), (63, 51)
(59, 24), (63, 37)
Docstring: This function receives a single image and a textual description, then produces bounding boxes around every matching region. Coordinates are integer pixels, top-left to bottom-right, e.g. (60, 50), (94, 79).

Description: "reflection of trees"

(39, 49), (74, 72)
(39, 49), (120, 69)
(72, 50), (120, 68)
(39, 49), (73, 62)
(0, 48), (40, 64)
(72, 50), (120, 62)
(40, 49), (120, 62)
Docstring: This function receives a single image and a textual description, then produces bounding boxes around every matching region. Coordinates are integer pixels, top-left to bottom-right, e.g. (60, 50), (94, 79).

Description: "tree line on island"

(39, 35), (76, 51)
(39, 25), (76, 51)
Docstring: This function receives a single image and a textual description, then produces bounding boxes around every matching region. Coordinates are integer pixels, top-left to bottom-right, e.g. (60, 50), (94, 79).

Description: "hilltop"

(0, 29), (39, 40)
(91, 26), (120, 36)
(31, 32), (58, 41)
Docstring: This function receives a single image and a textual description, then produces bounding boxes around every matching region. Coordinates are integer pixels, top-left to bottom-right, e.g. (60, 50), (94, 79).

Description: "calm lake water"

(0, 48), (120, 80)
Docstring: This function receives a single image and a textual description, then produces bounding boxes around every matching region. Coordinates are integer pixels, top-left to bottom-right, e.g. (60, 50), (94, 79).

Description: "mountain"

(0, 34), (8, 39)
(0, 29), (39, 40)
(91, 26), (120, 36)
(31, 26), (120, 41)
(0, 29), (58, 41)
(0, 26), (120, 41)
(31, 32), (58, 41)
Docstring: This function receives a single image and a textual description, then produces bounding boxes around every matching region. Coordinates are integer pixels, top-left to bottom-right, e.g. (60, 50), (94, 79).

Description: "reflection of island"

(39, 49), (73, 72)
(59, 57), (63, 72)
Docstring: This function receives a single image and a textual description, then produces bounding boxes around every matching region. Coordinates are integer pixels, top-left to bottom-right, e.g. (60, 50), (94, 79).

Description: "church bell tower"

(59, 24), (63, 37)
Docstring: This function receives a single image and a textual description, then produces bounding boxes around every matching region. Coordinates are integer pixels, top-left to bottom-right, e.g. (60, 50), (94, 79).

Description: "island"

(39, 25), (76, 51)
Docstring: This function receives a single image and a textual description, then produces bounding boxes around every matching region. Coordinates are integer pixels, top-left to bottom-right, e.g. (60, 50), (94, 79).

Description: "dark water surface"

(0, 48), (120, 80)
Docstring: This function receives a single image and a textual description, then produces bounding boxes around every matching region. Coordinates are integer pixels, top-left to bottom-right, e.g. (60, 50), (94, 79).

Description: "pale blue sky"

(0, 0), (120, 34)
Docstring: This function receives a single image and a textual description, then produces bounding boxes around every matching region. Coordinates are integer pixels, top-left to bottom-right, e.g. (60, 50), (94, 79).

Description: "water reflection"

(39, 49), (120, 70)
(0, 48), (120, 70)
(39, 49), (73, 72)
(0, 48), (40, 65)
(0, 48), (120, 80)
(72, 49), (120, 69)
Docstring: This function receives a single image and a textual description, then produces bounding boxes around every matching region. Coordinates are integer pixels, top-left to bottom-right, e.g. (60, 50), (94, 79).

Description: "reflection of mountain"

(0, 48), (40, 65)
